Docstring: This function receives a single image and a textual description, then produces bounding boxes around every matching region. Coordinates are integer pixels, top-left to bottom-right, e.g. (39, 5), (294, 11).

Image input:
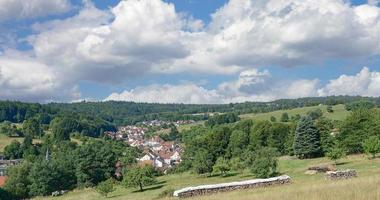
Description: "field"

(155, 121), (204, 136)
(240, 104), (349, 121)
(35, 155), (380, 200)
(0, 134), (25, 152)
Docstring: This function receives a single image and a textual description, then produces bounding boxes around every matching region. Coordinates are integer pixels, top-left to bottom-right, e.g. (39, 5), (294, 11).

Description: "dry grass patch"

(192, 175), (380, 200)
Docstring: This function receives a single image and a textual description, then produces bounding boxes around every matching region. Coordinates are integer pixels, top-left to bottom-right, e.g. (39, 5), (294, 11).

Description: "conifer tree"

(293, 116), (322, 159)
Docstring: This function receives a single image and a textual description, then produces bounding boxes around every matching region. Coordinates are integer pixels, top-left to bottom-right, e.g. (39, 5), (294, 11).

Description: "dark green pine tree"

(293, 116), (322, 159)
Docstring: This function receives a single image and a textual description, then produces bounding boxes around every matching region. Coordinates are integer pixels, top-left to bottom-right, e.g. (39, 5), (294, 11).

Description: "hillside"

(240, 104), (349, 121)
(34, 155), (380, 200)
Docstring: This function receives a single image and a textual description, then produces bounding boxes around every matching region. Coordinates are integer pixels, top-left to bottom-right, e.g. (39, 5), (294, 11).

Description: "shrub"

(362, 136), (380, 159)
(96, 179), (115, 198)
(250, 147), (278, 178)
(212, 157), (231, 176)
(327, 147), (346, 164)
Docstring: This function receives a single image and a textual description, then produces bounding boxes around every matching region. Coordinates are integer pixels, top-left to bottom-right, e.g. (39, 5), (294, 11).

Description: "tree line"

(173, 104), (380, 178)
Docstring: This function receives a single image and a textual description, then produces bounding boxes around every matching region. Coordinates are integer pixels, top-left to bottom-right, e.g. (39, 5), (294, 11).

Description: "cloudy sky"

(0, 0), (380, 103)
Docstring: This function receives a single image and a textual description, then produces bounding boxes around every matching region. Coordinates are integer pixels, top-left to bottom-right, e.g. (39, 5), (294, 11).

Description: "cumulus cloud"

(106, 67), (380, 104)
(204, 0), (380, 67)
(2, 0), (380, 102)
(105, 84), (222, 104)
(0, 0), (71, 22)
(0, 56), (80, 102)
(105, 68), (320, 103)
(318, 67), (380, 96)
(27, 0), (380, 79)
(28, 0), (205, 84)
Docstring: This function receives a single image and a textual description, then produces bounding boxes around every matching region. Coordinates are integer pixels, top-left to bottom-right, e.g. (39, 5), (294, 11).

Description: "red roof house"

(0, 176), (7, 187)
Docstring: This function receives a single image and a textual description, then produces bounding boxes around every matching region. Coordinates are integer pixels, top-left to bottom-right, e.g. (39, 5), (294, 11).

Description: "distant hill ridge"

(0, 96), (378, 125)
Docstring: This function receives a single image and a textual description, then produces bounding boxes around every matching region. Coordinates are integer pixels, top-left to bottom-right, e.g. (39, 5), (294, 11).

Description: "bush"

(96, 179), (115, 198)
(193, 149), (214, 175)
(212, 157), (231, 176)
(280, 113), (289, 122)
(230, 157), (245, 173)
(327, 147), (346, 164)
(362, 136), (380, 159)
(249, 147), (278, 178)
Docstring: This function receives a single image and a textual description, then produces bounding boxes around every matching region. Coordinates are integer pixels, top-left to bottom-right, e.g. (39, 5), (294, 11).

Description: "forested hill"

(46, 96), (380, 125)
(1, 96), (379, 126)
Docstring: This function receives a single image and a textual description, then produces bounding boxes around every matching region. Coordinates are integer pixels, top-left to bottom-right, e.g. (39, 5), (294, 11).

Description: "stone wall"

(173, 175), (291, 198)
(326, 169), (357, 180)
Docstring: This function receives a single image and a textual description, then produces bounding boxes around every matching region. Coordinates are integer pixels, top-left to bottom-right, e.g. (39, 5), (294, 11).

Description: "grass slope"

(240, 104), (349, 121)
(0, 134), (24, 152)
(0, 135), (44, 153)
(35, 155), (380, 200)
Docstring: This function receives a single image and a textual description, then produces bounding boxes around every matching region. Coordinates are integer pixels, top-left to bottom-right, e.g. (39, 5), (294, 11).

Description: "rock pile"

(51, 190), (67, 197)
(326, 169), (357, 180)
(173, 175), (291, 198)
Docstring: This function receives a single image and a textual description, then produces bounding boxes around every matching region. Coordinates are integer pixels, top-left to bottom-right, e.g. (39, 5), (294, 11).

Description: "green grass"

(34, 155), (380, 200)
(240, 104), (349, 121)
(0, 134), (43, 153)
(177, 121), (204, 132)
(155, 121), (204, 136)
(0, 134), (24, 152)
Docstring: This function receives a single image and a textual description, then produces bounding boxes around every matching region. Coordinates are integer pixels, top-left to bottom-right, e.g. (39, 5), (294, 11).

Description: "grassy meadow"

(240, 104), (349, 121)
(34, 155), (380, 200)
(0, 134), (25, 152)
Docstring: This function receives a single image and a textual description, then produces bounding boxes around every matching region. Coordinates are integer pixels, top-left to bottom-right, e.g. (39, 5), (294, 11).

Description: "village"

(0, 120), (194, 189)
(105, 120), (195, 172)
(0, 155), (22, 188)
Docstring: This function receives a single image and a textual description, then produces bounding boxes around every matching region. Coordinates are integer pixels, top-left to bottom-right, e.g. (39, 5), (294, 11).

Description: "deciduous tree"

(123, 166), (156, 192)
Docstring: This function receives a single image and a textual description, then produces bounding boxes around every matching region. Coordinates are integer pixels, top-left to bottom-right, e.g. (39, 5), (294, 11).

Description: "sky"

(1, 0), (380, 104)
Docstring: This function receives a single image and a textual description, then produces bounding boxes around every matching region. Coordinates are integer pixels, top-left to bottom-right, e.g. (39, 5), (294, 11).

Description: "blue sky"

(0, 0), (380, 103)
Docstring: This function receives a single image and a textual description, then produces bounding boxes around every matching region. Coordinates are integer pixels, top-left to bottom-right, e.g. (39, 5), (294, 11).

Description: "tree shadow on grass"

(155, 180), (167, 185)
(131, 184), (165, 193)
(206, 172), (239, 178)
(239, 174), (254, 178)
(221, 172), (239, 178)
(107, 194), (124, 198)
(335, 161), (351, 166)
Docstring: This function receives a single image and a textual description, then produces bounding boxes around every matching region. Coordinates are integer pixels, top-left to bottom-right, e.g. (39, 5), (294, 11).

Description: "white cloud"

(203, 0), (380, 67)
(106, 67), (380, 104)
(27, 0), (380, 81)
(28, 0), (202, 84)
(0, 56), (80, 102)
(318, 67), (380, 96)
(105, 68), (320, 104)
(0, 0), (71, 22)
(368, 0), (380, 6)
(2, 0), (380, 102)
(117, 0), (380, 74)
(105, 84), (222, 104)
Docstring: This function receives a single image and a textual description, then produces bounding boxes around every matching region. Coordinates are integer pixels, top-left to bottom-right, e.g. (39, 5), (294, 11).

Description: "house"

(0, 159), (22, 176)
(0, 176), (7, 187)
(171, 151), (181, 163)
(138, 150), (166, 169)
(0, 166), (6, 176)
